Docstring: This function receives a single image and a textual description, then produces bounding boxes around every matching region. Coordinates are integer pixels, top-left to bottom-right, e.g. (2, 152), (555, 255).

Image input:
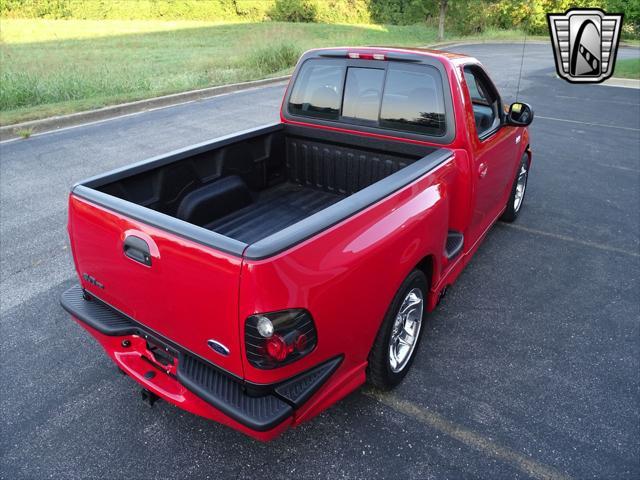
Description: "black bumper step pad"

(61, 284), (136, 336)
(177, 353), (292, 431)
(274, 357), (342, 407)
(60, 284), (341, 431)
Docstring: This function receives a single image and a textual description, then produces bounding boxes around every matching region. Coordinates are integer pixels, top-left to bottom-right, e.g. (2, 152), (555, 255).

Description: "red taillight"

(265, 335), (288, 362)
(245, 309), (317, 369)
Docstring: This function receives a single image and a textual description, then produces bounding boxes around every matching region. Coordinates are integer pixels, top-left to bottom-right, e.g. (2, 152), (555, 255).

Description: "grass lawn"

(613, 58), (640, 79)
(0, 19), (529, 125)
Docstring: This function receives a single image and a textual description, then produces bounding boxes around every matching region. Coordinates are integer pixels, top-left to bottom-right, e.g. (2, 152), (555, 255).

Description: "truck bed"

(207, 182), (344, 244)
(73, 123), (450, 259)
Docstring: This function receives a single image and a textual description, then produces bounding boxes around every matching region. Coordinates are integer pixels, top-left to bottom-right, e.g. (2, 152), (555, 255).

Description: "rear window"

(380, 66), (446, 135)
(288, 61), (344, 120)
(287, 60), (447, 137)
(342, 67), (385, 122)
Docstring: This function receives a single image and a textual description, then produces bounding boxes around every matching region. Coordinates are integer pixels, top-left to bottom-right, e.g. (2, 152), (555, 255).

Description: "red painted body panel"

(68, 196), (246, 378)
(65, 47), (532, 440)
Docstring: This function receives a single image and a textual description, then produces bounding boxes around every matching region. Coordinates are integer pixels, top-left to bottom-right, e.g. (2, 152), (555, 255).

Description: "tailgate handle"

(123, 236), (152, 266)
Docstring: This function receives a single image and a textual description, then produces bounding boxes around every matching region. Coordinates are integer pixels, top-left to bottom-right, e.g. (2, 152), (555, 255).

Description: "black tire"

(500, 152), (529, 223)
(367, 269), (428, 390)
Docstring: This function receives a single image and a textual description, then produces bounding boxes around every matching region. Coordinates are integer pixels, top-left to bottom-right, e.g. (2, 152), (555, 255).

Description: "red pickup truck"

(61, 47), (533, 440)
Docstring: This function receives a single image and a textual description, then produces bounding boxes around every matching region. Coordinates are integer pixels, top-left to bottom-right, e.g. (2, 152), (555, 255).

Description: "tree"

(437, 0), (448, 41)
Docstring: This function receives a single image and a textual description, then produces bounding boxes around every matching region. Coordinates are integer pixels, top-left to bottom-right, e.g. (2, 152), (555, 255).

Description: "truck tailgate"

(68, 195), (245, 377)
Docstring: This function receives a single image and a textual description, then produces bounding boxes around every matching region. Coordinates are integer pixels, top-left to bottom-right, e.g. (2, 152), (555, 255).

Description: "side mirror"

(506, 102), (534, 126)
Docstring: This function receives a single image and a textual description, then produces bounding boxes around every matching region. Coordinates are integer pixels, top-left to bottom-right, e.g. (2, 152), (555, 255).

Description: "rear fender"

(238, 160), (454, 386)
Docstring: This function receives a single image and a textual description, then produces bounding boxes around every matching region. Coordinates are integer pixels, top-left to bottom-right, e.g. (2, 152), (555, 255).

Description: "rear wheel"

(501, 152), (529, 222)
(367, 270), (427, 390)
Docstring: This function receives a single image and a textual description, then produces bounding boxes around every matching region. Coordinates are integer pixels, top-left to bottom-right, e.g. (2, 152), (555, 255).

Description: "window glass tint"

(380, 65), (446, 136)
(342, 67), (385, 122)
(463, 66), (499, 137)
(465, 72), (484, 100)
(463, 67), (492, 103)
(288, 60), (344, 120)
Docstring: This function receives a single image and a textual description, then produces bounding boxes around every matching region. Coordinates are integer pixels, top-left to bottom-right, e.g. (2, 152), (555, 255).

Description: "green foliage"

(490, 0), (608, 35)
(461, 0), (638, 37)
(0, 0), (266, 21)
(606, 0), (640, 37)
(315, 0), (371, 24)
(0, 64), (154, 111)
(245, 42), (302, 75)
(369, 0), (437, 25)
(269, 0), (318, 23)
(234, 0), (276, 21)
(1, 0), (637, 37)
(269, 0), (371, 24)
(447, 0), (492, 35)
(1, 0), (72, 18)
(613, 58), (640, 79)
(16, 127), (33, 138)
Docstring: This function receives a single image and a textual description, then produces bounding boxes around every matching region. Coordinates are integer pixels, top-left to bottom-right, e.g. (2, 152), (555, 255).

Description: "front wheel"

(367, 270), (427, 390)
(501, 152), (529, 222)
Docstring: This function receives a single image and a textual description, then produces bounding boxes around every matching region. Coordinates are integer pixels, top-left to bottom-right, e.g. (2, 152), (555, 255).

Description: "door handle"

(123, 235), (152, 266)
(478, 163), (488, 179)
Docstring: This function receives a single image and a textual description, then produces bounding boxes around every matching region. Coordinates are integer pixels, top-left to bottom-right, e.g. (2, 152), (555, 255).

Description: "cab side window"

(463, 66), (501, 138)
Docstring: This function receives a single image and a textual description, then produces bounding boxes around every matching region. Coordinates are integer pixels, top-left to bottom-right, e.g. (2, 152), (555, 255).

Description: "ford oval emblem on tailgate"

(207, 339), (230, 356)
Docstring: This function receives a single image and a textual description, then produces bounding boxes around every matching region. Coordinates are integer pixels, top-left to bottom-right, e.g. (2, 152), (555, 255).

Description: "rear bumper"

(60, 284), (341, 440)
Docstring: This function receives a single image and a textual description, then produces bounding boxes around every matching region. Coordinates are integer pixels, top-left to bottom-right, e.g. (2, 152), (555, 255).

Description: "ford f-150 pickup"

(61, 47), (533, 441)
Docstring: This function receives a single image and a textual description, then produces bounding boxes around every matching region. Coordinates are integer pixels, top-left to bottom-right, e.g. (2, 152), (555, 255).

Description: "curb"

(432, 39), (639, 48)
(602, 77), (640, 89)
(0, 75), (290, 142)
(427, 39), (551, 50)
(552, 73), (639, 89)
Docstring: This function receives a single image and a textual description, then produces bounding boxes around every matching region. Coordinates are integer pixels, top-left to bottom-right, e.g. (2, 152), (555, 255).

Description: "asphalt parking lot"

(1, 42), (639, 479)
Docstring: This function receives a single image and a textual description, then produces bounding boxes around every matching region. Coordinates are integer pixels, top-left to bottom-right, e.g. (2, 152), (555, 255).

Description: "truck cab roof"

(302, 46), (477, 66)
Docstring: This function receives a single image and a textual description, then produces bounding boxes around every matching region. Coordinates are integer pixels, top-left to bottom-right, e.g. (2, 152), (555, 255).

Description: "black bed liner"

(207, 183), (344, 244)
(72, 123), (453, 259)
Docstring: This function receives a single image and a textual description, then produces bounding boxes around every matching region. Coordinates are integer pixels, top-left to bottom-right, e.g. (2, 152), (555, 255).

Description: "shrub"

(269, 0), (318, 23)
(369, 0), (437, 25)
(234, 0), (276, 21)
(0, 0), (251, 21)
(0, 0), (72, 18)
(245, 43), (301, 76)
(315, 0), (371, 24)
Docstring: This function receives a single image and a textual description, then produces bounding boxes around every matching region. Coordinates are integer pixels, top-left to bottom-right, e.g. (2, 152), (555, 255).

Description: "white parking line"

(553, 94), (640, 106)
(365, 389), (571, 480)
(596, 163), (640, 173)
(536, 115), (640, 132)
(500, 223), (639, 258)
